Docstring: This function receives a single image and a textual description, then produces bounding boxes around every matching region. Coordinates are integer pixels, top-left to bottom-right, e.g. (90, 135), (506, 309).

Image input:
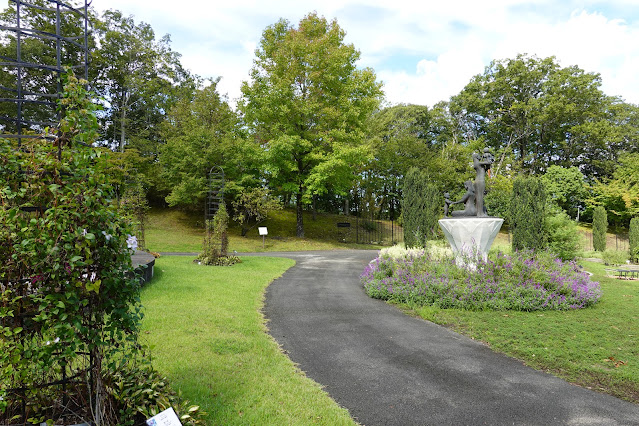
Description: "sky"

(94, 0), (639, 108)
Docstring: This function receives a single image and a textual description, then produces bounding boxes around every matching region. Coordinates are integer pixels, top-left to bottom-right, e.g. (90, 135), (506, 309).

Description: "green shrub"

(545, 207), (581, 261)
(601, 249), (628, 266)
(592, 206), (608, 252)
(630, 217), (639, 262)
(402, 167), (440, 248)
(510, 176), (547, 251)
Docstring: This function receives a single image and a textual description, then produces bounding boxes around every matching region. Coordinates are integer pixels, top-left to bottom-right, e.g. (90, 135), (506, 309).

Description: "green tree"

(93, 9), (196, 154)
(450, 54), (638, 178)
(629, 217), (639, 262)
(592, 206), (608, 252)
(541, 165), (587, 218)
(402, 168), (441, 248)
(511, 176), (547, 251)
(159, 81), (253, 210)
(239, 12), (383, 237)
(589, 152), (639, 228)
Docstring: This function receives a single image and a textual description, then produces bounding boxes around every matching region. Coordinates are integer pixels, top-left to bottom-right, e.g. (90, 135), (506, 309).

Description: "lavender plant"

(362, 247), (601, 311)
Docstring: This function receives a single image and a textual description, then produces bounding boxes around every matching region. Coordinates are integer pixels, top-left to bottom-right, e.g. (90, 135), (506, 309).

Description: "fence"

(336, 216), (404, 246)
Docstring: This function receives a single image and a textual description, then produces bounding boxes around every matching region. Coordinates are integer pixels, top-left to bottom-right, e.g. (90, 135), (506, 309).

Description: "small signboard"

(146, 407), (182, 426)
(258, 227), (268, 236)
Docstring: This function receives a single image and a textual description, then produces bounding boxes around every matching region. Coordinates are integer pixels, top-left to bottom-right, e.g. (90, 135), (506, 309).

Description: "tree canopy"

(239, 12), (383, 237)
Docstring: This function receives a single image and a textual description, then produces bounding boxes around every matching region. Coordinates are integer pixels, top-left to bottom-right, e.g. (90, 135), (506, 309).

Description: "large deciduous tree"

(159, 80), (249, 210)
(239, 13), (383, 237)
(93, 10), (196, 154)
(450, 54), (638, 178)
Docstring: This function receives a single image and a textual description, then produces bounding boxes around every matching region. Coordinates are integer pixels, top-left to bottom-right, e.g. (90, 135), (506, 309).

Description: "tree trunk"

(120, 103), (126, 153)
(344, 198), (350, 216)
(296, 192), (304, 238)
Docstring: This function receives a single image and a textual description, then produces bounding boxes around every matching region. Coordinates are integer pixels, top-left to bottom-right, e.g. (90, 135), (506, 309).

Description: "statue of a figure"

(443, 192), (452, 217)
(472, 149), (493, 217)
(450, 181), (476, 217)
(445, 148), (494, 218)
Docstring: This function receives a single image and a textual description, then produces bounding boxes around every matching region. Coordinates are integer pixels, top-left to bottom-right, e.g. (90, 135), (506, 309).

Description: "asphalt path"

(258, 250), (639, 426)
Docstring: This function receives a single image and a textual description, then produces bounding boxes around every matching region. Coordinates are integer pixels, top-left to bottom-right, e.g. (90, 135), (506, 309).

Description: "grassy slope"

(145, 207), (388, 253)
(401, 260), (639, 403)
(141, 256), (355, 425)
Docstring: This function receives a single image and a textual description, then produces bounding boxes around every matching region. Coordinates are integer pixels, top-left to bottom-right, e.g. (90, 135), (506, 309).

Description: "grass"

(140, 256), (356, 425)
(396, 260), (639, 403)
(145, 207), (388, 253)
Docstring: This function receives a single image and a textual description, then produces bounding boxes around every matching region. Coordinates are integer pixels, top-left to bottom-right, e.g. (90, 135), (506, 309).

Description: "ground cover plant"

(140, 256), (356, 425)
(362, 246), (601, 311)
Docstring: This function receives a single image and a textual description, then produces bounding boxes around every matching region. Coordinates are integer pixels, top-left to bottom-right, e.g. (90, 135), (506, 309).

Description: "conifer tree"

(592, 206), (608, 252)
(511, 176), (547, 251)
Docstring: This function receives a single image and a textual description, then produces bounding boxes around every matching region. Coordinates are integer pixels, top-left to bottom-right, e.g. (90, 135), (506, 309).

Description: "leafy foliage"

(362, 247), (601, 311)
(0, 72), (143, 424)
(510, 176), (547, 251)
(402, 168), (440, 248)
(630, 217), (639, 262)
(232, 187), (282, 237)
(197, 204), (241, 266)
(592, 206), (608, 252)
(541, 166), (587, 219)
(240, 12), (383, 237)
(544, 207), (581, 261)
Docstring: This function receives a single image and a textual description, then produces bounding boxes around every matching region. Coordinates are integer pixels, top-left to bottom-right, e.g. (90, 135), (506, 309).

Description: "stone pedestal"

(438, 217), (504, 266)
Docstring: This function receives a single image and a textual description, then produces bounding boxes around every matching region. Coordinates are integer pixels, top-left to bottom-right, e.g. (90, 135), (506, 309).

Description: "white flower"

(90, 271), (97, 282)
(102, 231), (112, 241)
(82, 229), (87, 236)
(54, 337), (60, 343)
(127, 235), (138, 251)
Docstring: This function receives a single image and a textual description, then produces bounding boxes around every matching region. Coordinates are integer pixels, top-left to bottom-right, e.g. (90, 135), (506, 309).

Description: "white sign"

(146, 407), (182, 426)
(258, 227), (268, 236)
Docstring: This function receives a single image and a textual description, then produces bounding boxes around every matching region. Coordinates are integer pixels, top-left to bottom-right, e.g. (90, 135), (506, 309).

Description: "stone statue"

(443, 192), (452, 217)
(447, 149), (494, 217)
(450, 181), (477, 217)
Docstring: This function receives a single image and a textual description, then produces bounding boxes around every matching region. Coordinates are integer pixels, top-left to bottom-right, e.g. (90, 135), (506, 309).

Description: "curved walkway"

(261, 250), (639, 426)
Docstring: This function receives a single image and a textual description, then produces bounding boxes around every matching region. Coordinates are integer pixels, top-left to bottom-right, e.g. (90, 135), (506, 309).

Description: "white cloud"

(93, 0), (639, 106)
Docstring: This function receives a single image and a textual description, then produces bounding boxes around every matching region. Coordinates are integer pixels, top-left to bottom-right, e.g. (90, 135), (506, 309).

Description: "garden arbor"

(1, 2), (146, 424)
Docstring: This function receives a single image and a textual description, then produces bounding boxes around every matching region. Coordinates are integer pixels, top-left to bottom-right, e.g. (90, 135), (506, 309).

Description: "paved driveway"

(261, 250), (639, 426)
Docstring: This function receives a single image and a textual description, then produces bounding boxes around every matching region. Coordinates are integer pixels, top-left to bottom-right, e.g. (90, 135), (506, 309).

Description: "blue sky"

(96, 0), (639, 107)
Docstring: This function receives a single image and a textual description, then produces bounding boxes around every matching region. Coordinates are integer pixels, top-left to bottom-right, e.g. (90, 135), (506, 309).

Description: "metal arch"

(0, 0), (92, 150)
(206, 165), (225, 222)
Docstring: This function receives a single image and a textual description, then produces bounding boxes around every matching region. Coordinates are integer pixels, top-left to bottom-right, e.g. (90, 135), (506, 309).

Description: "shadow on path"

(261, 250), (639, 426)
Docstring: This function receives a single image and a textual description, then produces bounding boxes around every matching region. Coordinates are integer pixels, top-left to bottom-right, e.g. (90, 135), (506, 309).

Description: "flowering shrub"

(362, 246), (601, 311)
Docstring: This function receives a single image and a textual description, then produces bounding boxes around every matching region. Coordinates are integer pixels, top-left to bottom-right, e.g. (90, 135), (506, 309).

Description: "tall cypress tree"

(630, 217), (639, 262)
(592, 206), (608, 252)
(402, 168), (440, 248)
(510, 176), (547, 251)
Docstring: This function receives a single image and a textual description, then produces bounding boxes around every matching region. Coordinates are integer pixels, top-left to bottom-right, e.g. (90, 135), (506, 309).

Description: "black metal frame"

(0, 1), (92, 421)
(0, 0), (91, 152)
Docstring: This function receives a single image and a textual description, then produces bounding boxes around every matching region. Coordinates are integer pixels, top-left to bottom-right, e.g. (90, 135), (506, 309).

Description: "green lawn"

(140, 256), (355, 425)
(145, 207), (387, 253)
(399, 260), (639, 403)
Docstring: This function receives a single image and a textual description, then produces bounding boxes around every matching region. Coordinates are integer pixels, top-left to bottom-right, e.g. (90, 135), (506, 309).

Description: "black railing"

(337, 216), (403, 246)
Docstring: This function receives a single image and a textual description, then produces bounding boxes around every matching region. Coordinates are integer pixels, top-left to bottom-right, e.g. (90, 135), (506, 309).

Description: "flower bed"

(362, 246), (601, 311)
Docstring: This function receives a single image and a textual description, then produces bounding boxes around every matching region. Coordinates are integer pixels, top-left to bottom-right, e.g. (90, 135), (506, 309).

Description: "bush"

(601, 250), (628, 266)
(630, 217), (639, 262)
(592, 206), (608, 252)
(362, 246), (601, 311)
(403, 168), (440, 248)
(545, 208), (581, 261)
(510, 176), (547, 251)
